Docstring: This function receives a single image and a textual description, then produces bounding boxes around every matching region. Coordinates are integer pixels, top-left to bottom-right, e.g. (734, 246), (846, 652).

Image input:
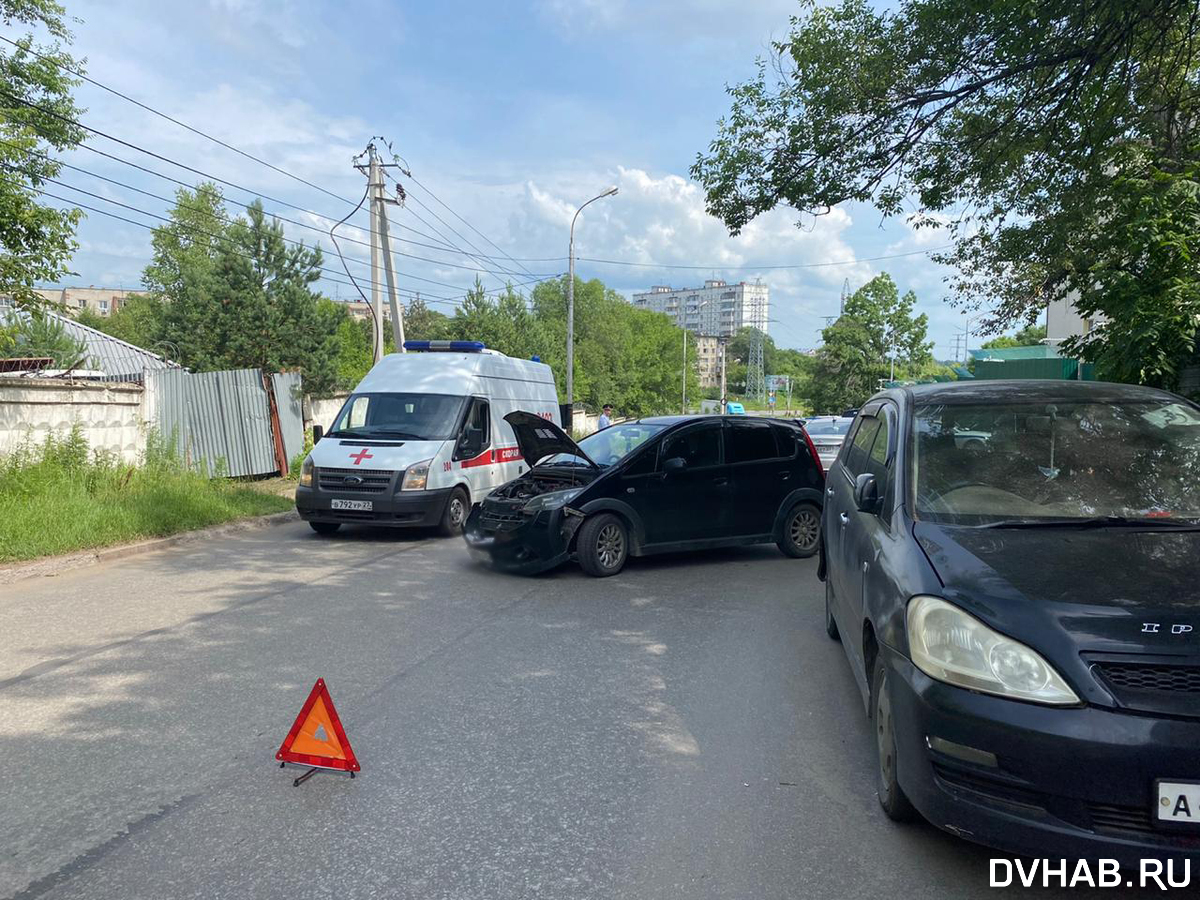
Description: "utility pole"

(719, 339), (727, 411)
(356, 141), (406, 362)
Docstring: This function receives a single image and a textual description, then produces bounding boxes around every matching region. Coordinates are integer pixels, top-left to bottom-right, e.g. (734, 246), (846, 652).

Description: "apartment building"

(35, 287), (148, 317)
(631, 279), (769, 339)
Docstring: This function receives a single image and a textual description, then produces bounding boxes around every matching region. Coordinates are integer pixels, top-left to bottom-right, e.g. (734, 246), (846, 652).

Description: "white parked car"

(802, 416), (856, 470)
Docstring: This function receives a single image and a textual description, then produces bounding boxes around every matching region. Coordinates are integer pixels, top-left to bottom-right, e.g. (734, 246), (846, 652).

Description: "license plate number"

(1156, 781), (1200, 826)
(331, 499), (372, 511)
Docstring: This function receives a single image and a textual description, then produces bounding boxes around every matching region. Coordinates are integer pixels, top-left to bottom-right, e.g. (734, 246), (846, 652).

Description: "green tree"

(1060, 162), (1200, 392)
(809, 274), (932, 412)
(76, 293), (165, 350)
(980, 324), (1047, 351)
(142, 187), (340, 395)
(403, 294), (450, 341)
(0, 309), (87, 366)
(692, 0), (1200, 374)
(0, 1), (86, 312)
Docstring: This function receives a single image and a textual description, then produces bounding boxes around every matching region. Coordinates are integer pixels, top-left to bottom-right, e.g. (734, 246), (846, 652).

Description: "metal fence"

(149, 368), (302, 477)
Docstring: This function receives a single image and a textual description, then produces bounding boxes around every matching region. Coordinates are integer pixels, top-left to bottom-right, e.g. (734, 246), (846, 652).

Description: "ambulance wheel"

(439, 487), (470, 537)
(577, 513), (628, 577)
(310, 522), (341, 535)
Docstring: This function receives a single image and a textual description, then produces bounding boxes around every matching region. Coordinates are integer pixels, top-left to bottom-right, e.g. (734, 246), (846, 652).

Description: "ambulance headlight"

(401, 459), (432, 491)
(523, 487), (582, 514)
(299, 456), (315, 488)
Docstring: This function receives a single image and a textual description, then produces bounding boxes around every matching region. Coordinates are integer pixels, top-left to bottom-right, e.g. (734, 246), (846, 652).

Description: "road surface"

(0, 522), (1168, 898)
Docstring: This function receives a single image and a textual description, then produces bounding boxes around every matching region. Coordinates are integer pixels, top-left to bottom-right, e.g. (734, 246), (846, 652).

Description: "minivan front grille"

(1096, 663), (1200, 694)
(317, 467), (395, 494)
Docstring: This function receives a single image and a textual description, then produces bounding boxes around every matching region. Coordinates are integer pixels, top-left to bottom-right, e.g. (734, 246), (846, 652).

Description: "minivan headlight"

(523, 487), (582, 514)
(299, 456), (314, 487)
(401, 459), (432, 491)
(907, 595), (1079, 706)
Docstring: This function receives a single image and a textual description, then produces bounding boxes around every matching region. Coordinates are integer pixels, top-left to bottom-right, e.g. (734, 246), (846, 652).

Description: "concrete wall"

(305, 393), (350, 432)
(0, 377), (147, 462)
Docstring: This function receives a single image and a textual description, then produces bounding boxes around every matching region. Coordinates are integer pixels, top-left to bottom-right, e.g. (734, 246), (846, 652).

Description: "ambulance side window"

(456, 398), (490, 460)
(347, 396), (369, 429)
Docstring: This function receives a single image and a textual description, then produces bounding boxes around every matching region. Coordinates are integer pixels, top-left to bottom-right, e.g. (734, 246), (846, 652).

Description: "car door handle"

(839, 512), (849, 526)
(827, 487), (835, 496)
(778, 471), (791, 480)
(713, 476), (729, 486)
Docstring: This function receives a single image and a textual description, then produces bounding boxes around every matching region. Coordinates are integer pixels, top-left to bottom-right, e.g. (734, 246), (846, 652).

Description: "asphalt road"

(0, 522), (1174, 899)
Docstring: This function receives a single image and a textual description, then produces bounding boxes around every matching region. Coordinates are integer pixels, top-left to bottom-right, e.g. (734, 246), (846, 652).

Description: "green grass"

(0, 427), (294, 564)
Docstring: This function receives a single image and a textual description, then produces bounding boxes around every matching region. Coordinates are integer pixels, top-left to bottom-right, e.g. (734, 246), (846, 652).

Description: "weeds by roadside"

(0, 427), (293, 563)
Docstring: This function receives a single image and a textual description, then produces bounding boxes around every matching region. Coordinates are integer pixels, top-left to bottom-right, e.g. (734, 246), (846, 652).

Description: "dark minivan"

(821, 379), (1200, 862)
(465, 412), (825, 576)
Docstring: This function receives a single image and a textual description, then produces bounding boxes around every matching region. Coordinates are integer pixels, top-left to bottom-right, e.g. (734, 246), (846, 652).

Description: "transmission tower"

(746, 328), (766, 403)
(840, 278), (850, 316)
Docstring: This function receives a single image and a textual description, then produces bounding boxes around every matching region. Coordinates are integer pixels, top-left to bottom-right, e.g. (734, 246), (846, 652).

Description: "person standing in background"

(597, 404), (614, 429)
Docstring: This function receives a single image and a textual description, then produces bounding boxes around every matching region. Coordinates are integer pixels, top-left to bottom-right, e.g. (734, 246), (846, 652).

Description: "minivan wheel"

(871, 654), (915, 822)
(577, 513), (628, 577)
(824, 582), (840, 641)
(310, 521), (341, 535)
(438, 487), (470, 537)
(778, 502), (821, 558)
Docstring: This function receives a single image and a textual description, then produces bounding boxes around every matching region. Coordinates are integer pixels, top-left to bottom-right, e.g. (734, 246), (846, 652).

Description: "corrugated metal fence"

(148, 368), (303, 477)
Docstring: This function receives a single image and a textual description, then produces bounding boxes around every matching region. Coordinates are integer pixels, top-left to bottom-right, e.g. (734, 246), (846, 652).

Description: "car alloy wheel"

(790, 508), (819, 552)
(596, 522), (625, 570)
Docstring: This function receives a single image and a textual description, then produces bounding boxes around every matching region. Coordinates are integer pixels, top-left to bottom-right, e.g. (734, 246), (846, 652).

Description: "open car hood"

(504, 411), (599, 469)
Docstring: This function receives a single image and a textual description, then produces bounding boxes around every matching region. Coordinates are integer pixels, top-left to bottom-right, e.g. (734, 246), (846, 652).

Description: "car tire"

(577, 513), (629, 577)
(825, 581), (840, 641)
(310, 521), (341, 535)
(778, 501), (821, 558)
(438, 487), (470, 537)
(871, 653), (915, 822)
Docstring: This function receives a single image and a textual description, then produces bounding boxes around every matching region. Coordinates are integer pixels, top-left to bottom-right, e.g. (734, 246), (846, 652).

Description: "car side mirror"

(312, 425), (323, 444)
(460, 427), (483, 456)
(853, 472), (881, 514)
(663, 456), (688, 476)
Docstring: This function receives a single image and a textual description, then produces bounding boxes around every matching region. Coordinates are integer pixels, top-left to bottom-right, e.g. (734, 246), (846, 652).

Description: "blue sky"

(27, 0), (974, 357)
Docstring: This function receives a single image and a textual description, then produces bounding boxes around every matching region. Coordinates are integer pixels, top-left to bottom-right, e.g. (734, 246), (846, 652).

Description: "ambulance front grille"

(317, 467), (395, 494)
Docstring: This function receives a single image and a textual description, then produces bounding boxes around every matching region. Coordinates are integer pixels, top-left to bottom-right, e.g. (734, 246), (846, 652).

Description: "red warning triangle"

(275, 678), (360, 772)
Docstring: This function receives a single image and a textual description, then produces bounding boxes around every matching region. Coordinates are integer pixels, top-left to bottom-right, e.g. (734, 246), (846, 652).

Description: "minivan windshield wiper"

(327, 429), (425, 440)
(977, 515), (1200, 530)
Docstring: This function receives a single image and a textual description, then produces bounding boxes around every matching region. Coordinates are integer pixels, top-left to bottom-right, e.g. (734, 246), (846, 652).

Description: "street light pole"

(566, 186), (618, 420)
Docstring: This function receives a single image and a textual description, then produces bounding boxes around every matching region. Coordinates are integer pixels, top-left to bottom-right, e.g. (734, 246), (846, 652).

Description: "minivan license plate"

(331, 499), (372, 511)
(1156, 780), (1200, 826)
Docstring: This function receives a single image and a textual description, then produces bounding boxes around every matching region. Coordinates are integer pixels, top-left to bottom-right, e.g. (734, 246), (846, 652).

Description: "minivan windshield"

(329, 392), (466, 441)
(543, 422), (667, 468)
(913, 399), (1200, 524)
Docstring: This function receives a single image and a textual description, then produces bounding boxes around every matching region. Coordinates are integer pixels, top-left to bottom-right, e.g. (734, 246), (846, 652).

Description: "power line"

(8, 171), (556, 307)
(0, 33), (357, 207)
(500, 245), (955, 270)
(406, 172), (536, 278)
(0, 138), (561, 281)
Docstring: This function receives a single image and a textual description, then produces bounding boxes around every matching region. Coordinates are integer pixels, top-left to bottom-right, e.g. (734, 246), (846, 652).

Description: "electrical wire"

(329, 182), (378, 358)
(406, 172), (536, 277)
(0, 33), (358, 207)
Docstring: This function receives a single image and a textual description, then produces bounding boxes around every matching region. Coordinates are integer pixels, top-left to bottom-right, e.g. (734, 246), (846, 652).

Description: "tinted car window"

(622, 446), (658, 477)
(726, 421), (780, 464)
(662, 424), (721, 468)
(865, 413), (892, 499)
(845, 416), (881, 476)
(772, 425), (798, 459)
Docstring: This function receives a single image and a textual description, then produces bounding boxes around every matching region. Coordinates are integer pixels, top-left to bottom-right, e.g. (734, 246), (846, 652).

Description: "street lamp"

(566, 186), (618, 419)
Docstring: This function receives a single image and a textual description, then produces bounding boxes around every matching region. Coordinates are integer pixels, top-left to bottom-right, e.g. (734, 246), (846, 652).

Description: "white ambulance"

(295, 341), (561, 535)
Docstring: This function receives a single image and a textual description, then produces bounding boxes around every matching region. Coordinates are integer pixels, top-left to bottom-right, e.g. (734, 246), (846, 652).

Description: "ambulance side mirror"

(312, 425), (324, 444)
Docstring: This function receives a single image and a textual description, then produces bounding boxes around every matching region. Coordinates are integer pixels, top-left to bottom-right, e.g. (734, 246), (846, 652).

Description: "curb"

(0, 510), (301, 585)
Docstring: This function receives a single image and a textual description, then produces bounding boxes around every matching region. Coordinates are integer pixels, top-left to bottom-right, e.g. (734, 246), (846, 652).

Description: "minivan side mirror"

(460, 426), (484, 457)
(312, 425), (324, 444)
(853, 472), (881, 514)
(663, 456), (688, 475)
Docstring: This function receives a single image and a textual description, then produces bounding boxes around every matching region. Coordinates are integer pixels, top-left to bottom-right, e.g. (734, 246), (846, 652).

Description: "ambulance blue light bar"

(403, 340), (486, 352)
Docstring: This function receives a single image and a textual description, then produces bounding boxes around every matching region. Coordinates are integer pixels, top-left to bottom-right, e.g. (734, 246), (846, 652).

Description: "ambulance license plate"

(331, 499), (373, 511)
(1156, 780), (1200, 827)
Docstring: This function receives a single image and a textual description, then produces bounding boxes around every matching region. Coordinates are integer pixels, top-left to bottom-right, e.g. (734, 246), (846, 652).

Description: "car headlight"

(907, 595), (1079, 706)
(523, 487), (582, 514)
(401, 459), (432, 491)
(299, 456), (314, 487)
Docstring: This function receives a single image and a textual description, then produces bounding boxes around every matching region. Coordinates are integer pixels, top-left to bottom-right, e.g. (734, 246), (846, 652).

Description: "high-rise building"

(631, 279), (768, 339)
(693, 334), (721, 388)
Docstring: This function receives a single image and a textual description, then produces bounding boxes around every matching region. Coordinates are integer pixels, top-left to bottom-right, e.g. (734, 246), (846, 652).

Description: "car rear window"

(726, 421), (781, 463)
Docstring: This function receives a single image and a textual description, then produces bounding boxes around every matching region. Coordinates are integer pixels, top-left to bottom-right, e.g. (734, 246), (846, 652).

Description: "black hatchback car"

(465, 412), (825, 576)
(821, 379), (1200, 862)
